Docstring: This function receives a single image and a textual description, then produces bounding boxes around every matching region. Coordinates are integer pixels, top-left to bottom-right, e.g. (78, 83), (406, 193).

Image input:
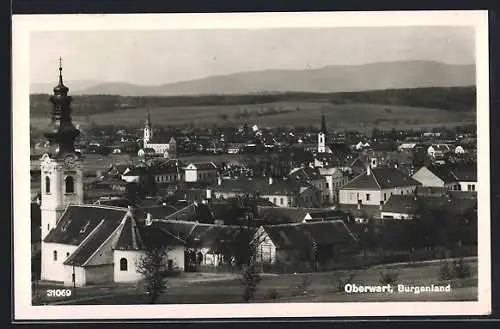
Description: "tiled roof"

(337, 204), (381, 219)
(262, 220), (357, 249)
(154, 220), (253, 248)
(382, 194), (477, 215)
(257, 206), (317, 224)
(342, 167), (421, 190)
(306, 210), (349, 221)
(64, 214), (125, 266)
(424, 163), (477, 183)
(288, 167), (322, 182)
(188, 162), (218, 170)
(113, 215), (147, 251)
(44, 205), (128, 245)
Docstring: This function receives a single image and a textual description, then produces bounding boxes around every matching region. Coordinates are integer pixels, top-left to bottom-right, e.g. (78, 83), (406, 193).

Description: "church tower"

(318, 113), (327, 153)
(40, 58), (83, 239)
(143, 110), (153, 147)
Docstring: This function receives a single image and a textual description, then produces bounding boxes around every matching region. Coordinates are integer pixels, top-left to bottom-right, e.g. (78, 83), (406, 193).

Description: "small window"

(366, 194), (370, 201)
(80, 220), (91, 234)
(401, 190), (404, 195)
(384, 193), (387, 201)
(53, 250), (57, 261)
(472, 185), (476, 191)
(45, 176), (51, 194)
(65, 176), (75, 193)
(66, 252), (70, 258)
(273, 197), (277, 204)
(280, 197), (284, 205)
(120, 258), (128, 271)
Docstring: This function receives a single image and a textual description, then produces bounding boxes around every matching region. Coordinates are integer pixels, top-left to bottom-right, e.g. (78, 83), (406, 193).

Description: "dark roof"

(262, 221), (357, 249)
(257, 206), (316, 224)
(64, 214), (125, 266)
(288, 167), (323, 182)
(381, 194), (477, 215)
(337, 204), (381, 219)
(342, 167), (421, 190)
(122, 166), (149, 176)
(261, 178), (316, 196)
(44, 205), (127, 245)
(153, 220), (252, 248)
(187, 162), (218, 170)
(95, 197), (130, 208)
(114, 215), (147, 250)
(424, 163), (477, 183)
(306, 210), (349, 221)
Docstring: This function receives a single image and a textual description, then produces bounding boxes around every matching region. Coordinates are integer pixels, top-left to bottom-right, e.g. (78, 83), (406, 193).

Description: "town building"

(141, 111), (177, 159)
(338, 163), (421, 208)
(411, 163), (477, 192)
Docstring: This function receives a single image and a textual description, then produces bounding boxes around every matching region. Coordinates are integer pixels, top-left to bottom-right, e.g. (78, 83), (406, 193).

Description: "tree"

(136, 243), (169, 304)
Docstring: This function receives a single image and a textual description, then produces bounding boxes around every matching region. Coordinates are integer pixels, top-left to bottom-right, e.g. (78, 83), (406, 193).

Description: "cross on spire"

(58, 57), (64, 84)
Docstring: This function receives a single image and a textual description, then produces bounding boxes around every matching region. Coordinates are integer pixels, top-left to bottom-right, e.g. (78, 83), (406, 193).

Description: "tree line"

(30, 86), (475, 117)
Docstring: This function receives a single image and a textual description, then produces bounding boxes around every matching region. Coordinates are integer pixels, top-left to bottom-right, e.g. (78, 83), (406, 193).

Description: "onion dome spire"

(320, 112), (327, 134)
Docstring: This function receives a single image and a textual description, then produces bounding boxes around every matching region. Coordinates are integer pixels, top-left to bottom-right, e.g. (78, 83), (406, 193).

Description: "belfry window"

(65, 176), (74, 193)
(45, 176), (51, 193)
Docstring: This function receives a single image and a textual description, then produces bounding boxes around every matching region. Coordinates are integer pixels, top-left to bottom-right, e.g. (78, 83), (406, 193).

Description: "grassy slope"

(59, 101), (475, 131)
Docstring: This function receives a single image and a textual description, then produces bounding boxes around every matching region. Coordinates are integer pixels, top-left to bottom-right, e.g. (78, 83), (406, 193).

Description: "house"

(253, 221), (359, 265)
(427, 144), (450, 158)
(411, 163), (477, 192)
(121, 166), (149, 183)
(338, 165), (421, 208)
(184, 162), (218, 184)
(398, 143), (417, 152)
(149, 159), (185, 185)
(318, 167), (349, 203)
(259, 177), (321, 208)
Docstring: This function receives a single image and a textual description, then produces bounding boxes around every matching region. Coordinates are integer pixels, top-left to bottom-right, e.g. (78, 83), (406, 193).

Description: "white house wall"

(113, 250), (145, 283)
(41, 242), (78, 282)
(339, 186), (418, 206)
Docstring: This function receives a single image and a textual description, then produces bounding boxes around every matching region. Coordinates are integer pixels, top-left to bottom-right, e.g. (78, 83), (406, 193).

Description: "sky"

(30, 26), (475, 85)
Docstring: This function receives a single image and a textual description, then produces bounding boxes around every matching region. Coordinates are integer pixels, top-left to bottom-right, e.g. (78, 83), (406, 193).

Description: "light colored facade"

(40, 153), (84, 239)
(319, 167), (349, 203)
(339, 186), (417, 206)
(253, 226), (277, 264)
(184, 163), (218, 184)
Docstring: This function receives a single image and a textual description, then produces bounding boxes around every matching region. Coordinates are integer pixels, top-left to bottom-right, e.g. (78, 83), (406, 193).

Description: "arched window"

(45, 176), (51, 194)
(120, 258), (128, 271)
(65, 176), (74, 193)
(53, 250), (57, 261)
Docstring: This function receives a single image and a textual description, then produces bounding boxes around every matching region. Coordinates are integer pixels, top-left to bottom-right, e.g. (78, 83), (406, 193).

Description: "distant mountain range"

(30, 60), (475, 96)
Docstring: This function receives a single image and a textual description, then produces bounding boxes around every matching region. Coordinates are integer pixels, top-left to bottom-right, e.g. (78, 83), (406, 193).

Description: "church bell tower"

(318, 113), (327, 153)
(40, 58), (83, 239)
(143, 110), (153, 147)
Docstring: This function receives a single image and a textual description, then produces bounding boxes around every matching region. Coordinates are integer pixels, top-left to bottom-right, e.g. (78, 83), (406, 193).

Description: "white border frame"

(12, 11), (491, 320)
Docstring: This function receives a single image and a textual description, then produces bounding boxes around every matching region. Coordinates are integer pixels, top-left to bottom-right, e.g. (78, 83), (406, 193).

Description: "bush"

(267, 288), (280, 302)
(438, 261), (454, 281)
(296, 275), (312, 296)
(241, 264), (262, 302)
(379, 271), (399, 285)
(333, 272), (356, 292)
(438, 256), (472, 281)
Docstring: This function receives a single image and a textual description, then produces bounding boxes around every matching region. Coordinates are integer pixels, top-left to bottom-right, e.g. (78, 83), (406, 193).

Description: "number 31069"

(46, 289), (72, 297)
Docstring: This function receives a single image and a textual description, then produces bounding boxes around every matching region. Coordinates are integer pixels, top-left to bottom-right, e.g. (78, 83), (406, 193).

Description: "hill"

(31, 61), (475, 96)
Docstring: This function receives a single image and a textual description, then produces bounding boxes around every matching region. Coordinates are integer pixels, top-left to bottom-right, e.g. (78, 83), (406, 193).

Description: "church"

(138, 111), (177, 159)
(38, 61), (186, 286)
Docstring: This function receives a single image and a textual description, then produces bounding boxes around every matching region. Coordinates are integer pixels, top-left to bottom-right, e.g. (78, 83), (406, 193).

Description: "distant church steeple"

(143, 110), (153, 146)
(318, 112), (327, 153)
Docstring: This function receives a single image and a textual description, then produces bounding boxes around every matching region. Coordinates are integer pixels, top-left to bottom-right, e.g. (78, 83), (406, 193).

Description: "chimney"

(269, 177), (273, 185)
(145, 212), (152, 226)
(217, 176), (222, 186)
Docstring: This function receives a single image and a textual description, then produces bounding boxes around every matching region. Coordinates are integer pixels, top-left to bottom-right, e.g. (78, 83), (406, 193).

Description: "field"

(36, 258), (477, 305)
(31, 101), (475, 132)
